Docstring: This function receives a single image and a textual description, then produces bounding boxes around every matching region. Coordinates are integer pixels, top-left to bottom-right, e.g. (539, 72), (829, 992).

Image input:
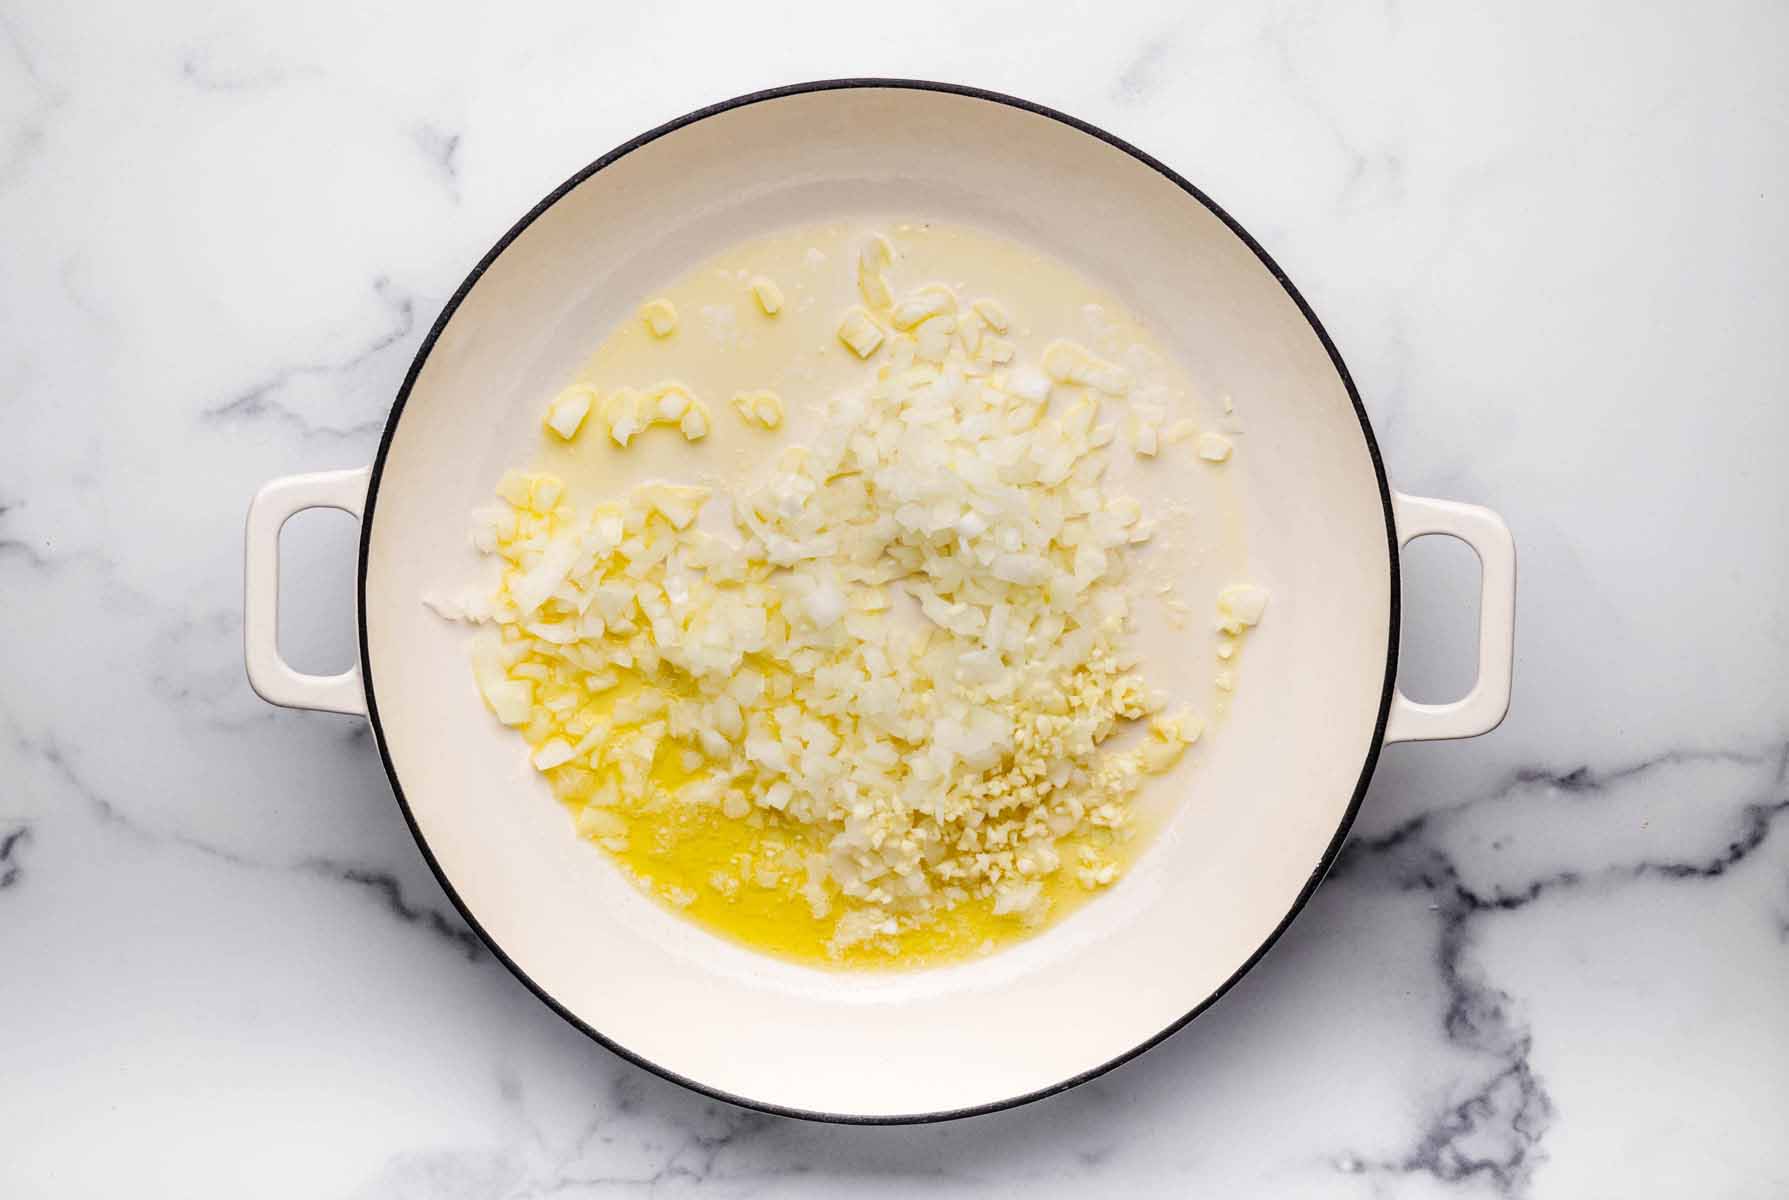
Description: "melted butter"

(590, 784), (1119, 968)
(518, 217), (1249, 969)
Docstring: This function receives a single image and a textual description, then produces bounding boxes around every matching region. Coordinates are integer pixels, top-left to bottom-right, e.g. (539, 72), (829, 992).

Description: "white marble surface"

(4, 1), (1787, 1195)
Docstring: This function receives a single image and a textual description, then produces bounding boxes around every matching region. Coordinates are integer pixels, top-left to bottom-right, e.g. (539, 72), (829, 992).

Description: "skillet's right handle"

(1384, 492), (1516, 744)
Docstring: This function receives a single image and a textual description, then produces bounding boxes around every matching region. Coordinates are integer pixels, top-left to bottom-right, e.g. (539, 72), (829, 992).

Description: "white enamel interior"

(361, 86), (1394, 1118)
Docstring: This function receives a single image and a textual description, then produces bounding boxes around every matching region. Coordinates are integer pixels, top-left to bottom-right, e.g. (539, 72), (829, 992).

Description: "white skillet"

(243, 81), (1515, 1122)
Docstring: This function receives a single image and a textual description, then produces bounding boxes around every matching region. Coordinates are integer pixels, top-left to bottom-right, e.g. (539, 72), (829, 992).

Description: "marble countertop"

(4, 2), (1786, 1195)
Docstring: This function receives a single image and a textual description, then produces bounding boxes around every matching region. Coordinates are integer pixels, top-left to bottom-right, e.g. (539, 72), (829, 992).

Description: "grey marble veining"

(3, 1), (1786, 1196)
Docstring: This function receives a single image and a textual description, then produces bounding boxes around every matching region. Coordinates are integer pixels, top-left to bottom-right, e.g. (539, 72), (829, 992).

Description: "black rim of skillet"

(356, 77), (1400, 1126)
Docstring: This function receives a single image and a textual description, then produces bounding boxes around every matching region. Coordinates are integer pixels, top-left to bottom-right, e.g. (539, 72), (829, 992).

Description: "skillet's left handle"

(1384, 492), (1516, 743)
(243, 467), (371, 716)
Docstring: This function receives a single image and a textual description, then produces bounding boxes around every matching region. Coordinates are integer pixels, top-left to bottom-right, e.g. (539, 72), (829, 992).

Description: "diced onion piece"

(651, 382), (691, 421)
(858, 233), (893, 272)
(837, 307), (885, 358)
(914, 315), (955, 362)
(532, 738), (575, 770)
(605, 390), (643, 446)
(748, 276), (784, 316)
(972, 297), (1010, 333)
(1162, 419), (1199, 446)
(1197, 432), (1233, 462)
(575, 805), (626, 843)
(1043, 339), (1129, 395)
(680, 402), (710, 440)
(544, 385), (594, 440)
(471, 633), (532, 725)
(857, 234), (895, 309)
(1007, 367), (1051, 402)
(641, 299), (678, 337)
(1217, 584), (1269, 633)
(891, 285), (957, 330)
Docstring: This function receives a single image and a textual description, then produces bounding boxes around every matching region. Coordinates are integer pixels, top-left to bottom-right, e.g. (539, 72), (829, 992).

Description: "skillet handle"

(243, 467), (371, 716)
(1384, 492), (1516, 743)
